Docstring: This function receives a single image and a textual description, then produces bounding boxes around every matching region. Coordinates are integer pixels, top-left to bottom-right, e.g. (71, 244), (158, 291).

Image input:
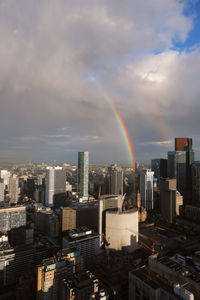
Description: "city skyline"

(0, 1), (200, 164)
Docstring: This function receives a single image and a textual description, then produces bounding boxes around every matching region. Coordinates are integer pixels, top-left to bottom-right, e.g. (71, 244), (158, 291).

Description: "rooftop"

(130, 266), (194, 299)
(64, 227), (99, 241)
(64, 270), (98, 290)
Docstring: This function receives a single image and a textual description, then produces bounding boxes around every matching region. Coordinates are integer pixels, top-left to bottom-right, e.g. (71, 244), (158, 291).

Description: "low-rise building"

(62, 270), (99, 300)
(37, 248), (83, 300)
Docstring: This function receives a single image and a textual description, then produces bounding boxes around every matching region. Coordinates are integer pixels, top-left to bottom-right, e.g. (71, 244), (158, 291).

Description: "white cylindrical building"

(105, 209), (138, 252)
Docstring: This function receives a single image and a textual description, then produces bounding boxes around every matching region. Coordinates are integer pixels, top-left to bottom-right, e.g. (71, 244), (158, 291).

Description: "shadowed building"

(151, 159), (168, 179)
(106, 164), (123, 195)
(62, 271), (99, 300)
(168, 138), (194, 204)
(160, 178), (183, 224)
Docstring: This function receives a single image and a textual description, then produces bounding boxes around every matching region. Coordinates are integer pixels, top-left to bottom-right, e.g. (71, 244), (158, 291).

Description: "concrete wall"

(106, 210), (138, 252)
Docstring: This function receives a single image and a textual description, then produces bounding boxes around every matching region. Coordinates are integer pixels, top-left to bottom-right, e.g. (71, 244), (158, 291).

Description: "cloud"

(138, 140), (173, 147)
(0, 0), (198, 164)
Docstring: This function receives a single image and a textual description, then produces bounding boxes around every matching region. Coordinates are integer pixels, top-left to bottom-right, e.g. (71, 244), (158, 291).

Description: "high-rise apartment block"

(160, 178), (183, 224)
(107, 164), (123, 195)
(139, 170), (154, 211)
(151, 159), (167, 179)
(45, 167), (66, 207)
(37, 248), (83, 300)
(77, 152), (89, 201)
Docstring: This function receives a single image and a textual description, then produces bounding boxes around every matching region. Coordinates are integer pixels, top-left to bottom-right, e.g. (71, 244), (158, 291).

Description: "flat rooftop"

(157, 256), (200, 284)
(130, 266), (195, 299)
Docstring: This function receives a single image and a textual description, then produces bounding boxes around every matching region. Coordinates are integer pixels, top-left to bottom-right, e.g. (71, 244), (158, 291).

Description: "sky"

(0, 0), (200, 165)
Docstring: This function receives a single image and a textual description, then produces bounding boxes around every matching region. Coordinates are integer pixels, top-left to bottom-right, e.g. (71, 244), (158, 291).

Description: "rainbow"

(97, 85), (135, 171)
(74, 59), (136, 192)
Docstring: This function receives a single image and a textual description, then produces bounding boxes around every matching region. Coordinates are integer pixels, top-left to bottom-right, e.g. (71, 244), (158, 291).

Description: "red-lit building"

(175, 137), (192, 151)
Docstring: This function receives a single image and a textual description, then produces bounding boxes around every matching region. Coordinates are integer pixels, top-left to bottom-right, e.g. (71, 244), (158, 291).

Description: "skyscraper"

(151, 159), (167, 179)
(160, 178), (183, 224)
(168, 138), (194, 203)
(9, 175), (19, 204)
(107, 164), (123, 195)
(45, 167), (66, 207)
(191, 161), (200, 206)
(0, 179), (4, 205)
(175, 137), (192, 151)
(139, 170), (154, 211)
(77, 152), (89, 201)
(168, 151), (186, 197)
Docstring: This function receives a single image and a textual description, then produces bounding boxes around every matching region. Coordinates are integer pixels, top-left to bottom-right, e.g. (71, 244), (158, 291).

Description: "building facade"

(61, 203), (98, 233)
(35, 208), (59, 238)
(151, 159), (168, 179)
(62, 270), (99, 300)
(191, 161), (200, 206)
(62, 228), (100, 268)
(45, 167), (66, 207)
(160, 178), (183, 224)
(99, 194), (122, 245)
(9, 175), (19, 204)
(37, 248), (83, 300)
(0, 179), (4, 204)
(107, 164), (123, 195)
(168, 138), (194, 204)
(105, 209), (138, 252)
(77, 152), (89, 200)
(168, 151), (187, 197)
(0, 170), (10, 188)
(139, 170), (154, 211)
(0, 206), (26, 233)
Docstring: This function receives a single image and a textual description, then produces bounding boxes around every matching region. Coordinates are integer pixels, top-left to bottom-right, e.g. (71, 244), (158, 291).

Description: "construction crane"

(102, 233), (110, 248)
(127, 227), (157, 255)
(149, 237), (156, 255)
(120, 193), (126, 212)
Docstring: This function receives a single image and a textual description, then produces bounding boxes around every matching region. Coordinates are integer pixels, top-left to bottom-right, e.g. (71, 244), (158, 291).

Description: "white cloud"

(0, 0), (197, 163)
